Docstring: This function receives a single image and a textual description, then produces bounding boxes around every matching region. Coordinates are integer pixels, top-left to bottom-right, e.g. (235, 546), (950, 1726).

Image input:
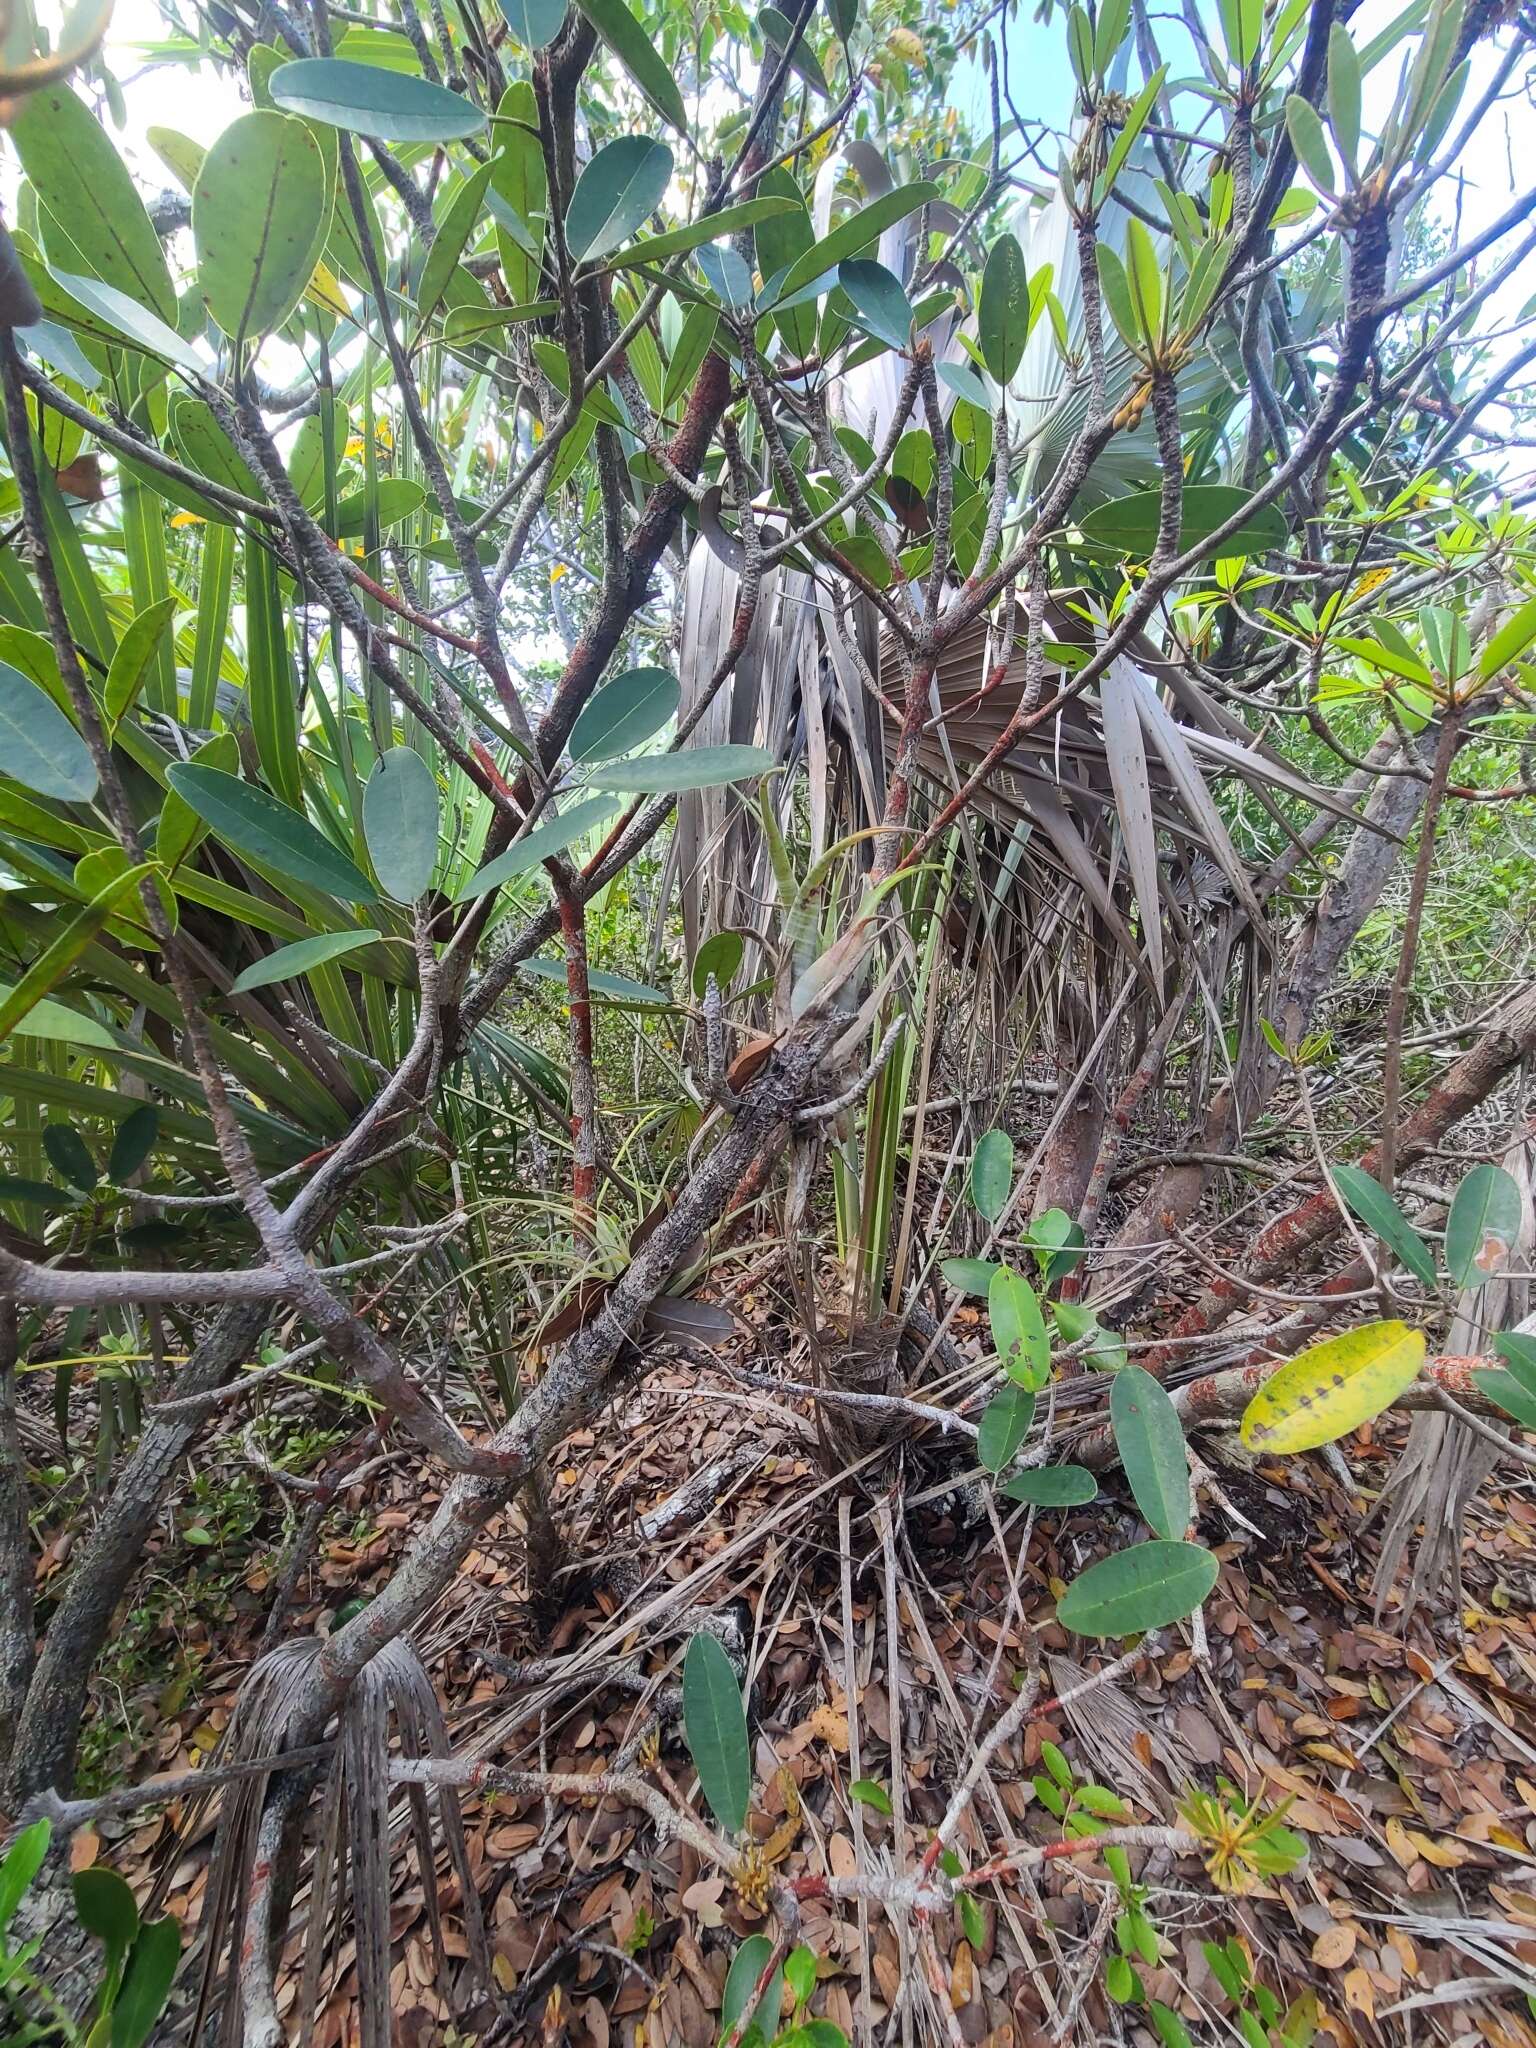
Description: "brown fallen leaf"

(950, 1939), (974, 2010)
(681, 1874), (726, 1930)
(1311, 1922), (1358, 1969)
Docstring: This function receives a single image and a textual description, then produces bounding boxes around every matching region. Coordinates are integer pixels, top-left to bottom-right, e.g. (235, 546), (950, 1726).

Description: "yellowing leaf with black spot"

(1240, 1321), (1425, 1455)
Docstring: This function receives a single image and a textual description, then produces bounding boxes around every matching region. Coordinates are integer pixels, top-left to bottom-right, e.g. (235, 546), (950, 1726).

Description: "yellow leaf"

(1301, 1741), (1360, 1771)
(1404, 1828), (1469, 1868)
(950, 1940), (973, 2009)
(1341, 1966), (1375, 2020)
(305, 260), (350, 319)
(1487, 1827), (1533, 1856)
(1240, 1322), (1425, 1454)
(1347, 565), (1394, 608)
(1385, 1816), (1419, 1868)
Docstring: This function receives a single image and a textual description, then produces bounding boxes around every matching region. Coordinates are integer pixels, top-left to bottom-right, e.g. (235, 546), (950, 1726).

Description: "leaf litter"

(58, 1330), (1536, 2047)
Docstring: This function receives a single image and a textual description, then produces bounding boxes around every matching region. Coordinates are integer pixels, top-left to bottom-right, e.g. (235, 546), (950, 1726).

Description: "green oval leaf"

(72, 1865), (139, 1957)
(573, 0), (688, 128)
(1494, 1330), (1536, 1395)
(569, 666), (680, 763)
(164, 765), (378, 902)
(692, 929), (745, 999)
(1285, 92), (1336, 194)
(108, 1104), (160, 1183)
(988, 1263), (1049, 1388)
(1480, 592), (1536, 679)
(606, 196), (795, 272)
(50, 270), (204, 374)
(157, 730), (238, 869)
(1078, 485), (1289, 562)
(76, 845), (178, 940)
(1240, 1320), (1426, 1454)
(698, 241), (754, 308)
(941, 1256), (1000, 1296)
(456, 794), (618, 899)
(682, 1630), (750, 1835)
(334, 478), (427, 537)
(1474, 1365), (1536, 1428)
(999, 1464), (1096, 1508)
(11, 86), (176, 324)
(1110, 1365), (1190, 1541)
(565, 136), (674, 265)
(364, 746), (440, 901)
(770, 181), (939, 308)
(1025, 1205), (1085, 1284)
(0, 659), (97, 801)
(417, 159), (497, 327)
(978, 1380), (1036, 1472)
(44, 1122), (98, 1192)
(112, 1915), (182, 2048)
(0, 1819), (52, 1941)
(937, 359), (990, 410)
(585, 743), (776, 793)
(761, 5), (831, 93)
(1329, 1163), (1437, 1287)
(849, 1777), (893, 1814)
(1445, 1162), (1522, 1291)
(194, 110), (329, 338)
(103, 597), (178, 735)
(497, 0), (567, 46)
(1053, 1298), (1127, 1371)
(839, 257), (912, 353)
(978, 231), (1028, 385)
(0, 1177), (76, 1214)
(721, 1934), (783, 2040)
(1057, 1540), (1218, 1638)
(269, 58), (486, 142)
(1326, 23), (1361, 171)
(969, 1127), (1013, 1220)
(231, 928), (385, 994)
(517, 956), (674, 1008)
(0, 990), (115, 1049)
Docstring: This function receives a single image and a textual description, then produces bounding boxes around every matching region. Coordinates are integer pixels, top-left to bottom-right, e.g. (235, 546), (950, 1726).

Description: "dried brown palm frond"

(1373, 1133), (1535, 1623)
(173, 1634), (490, 2048)
(665, 542), (884, 975)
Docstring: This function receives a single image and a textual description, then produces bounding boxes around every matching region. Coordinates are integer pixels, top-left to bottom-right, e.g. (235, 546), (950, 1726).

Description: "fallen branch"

(1072, 1353), (1512, 1468)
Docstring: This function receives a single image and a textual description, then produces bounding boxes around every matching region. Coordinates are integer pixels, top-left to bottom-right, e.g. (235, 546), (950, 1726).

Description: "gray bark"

(1100, 739), (1433, 1268)
(4, 1300), (271, 1805)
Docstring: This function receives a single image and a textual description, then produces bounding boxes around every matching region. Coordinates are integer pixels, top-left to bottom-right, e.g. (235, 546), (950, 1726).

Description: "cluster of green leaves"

(951, 1125), (1532, 1638)
(1231, 1151), (1526, 1451)
(947, 1128), (1217, 1638)
(1032, 1737), (1135, 1836)
(1179, 1780), (1307, 1896)
(719, 1934), (847, 2048)
(678, 1634), (851, 2045)
(1183, 1937), (1317, 2048)
(0, 1820), (180, 2048)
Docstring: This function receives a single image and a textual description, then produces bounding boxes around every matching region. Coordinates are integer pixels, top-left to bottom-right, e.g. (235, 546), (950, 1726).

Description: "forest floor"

(50, 1319), (1536, 2048)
